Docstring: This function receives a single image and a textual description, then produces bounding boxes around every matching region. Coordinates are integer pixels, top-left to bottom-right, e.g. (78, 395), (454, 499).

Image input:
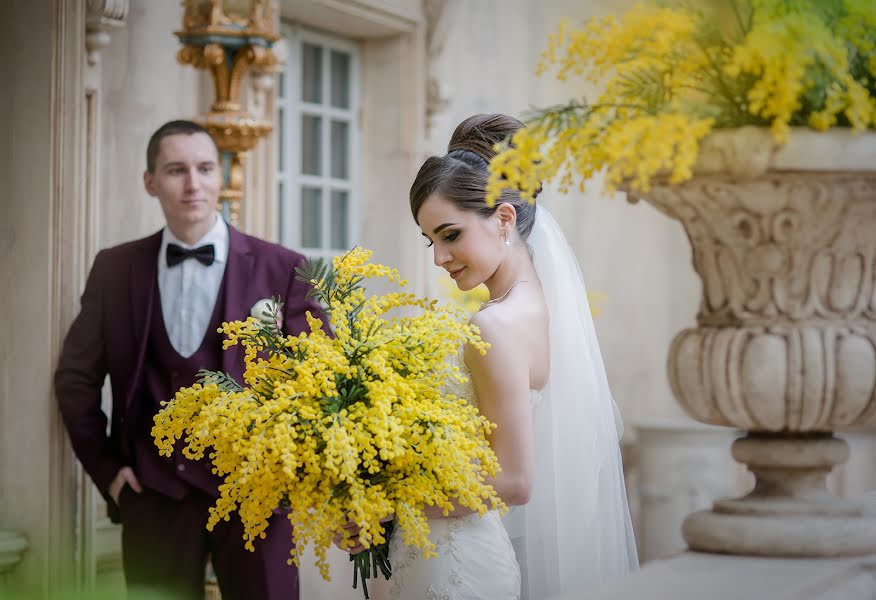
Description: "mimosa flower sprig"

(152, 247), (503, 599)
(486, 0), (876, 203)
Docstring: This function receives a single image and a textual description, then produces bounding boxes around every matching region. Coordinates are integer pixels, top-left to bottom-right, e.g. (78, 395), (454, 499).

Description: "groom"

(55, 120), (326, 600)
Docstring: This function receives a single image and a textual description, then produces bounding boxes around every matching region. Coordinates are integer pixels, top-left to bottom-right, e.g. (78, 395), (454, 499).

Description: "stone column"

(78, 2), (130, 593)
(629, 127), (876, 557)
(1, 0), (91, 595)
(635, 419), (748, 561)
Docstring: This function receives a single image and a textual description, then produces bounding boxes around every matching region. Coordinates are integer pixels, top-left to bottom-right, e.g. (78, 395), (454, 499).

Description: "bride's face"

(417, 192), (504, 291)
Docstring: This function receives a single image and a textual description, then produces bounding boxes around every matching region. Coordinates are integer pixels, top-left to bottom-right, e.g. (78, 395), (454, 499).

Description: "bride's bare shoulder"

(469, 290), (545, 350)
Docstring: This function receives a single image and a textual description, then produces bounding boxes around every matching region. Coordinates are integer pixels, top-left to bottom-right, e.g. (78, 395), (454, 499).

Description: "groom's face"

(418, 192), (504, 291)
(144, 132), (221, 234)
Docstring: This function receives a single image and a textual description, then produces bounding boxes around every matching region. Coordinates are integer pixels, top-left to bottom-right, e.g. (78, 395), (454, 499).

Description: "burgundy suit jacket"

(55, 225), (328, 515)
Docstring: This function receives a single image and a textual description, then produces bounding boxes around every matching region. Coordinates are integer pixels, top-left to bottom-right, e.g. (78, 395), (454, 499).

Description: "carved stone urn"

(627, 127), (876, 557)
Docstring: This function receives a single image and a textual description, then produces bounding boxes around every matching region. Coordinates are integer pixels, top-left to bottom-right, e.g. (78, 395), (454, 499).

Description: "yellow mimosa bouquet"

(152, 247), (504, 598)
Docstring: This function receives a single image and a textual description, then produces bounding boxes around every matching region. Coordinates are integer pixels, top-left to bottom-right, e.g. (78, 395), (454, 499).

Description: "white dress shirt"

(157, 217), (229, 358)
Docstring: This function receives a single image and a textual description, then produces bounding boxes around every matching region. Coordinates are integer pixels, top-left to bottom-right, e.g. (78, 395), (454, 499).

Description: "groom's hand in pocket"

(109, 466), (142, 505)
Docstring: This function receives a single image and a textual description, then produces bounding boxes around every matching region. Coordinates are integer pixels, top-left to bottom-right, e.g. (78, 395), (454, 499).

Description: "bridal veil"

(504, 205), (639, 598)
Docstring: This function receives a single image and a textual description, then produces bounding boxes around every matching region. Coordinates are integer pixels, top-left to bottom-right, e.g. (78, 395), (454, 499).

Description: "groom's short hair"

(146, 119), (218, 173)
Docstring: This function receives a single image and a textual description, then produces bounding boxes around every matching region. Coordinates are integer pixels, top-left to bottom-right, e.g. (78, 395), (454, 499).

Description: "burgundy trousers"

(118, 486), (299, 600)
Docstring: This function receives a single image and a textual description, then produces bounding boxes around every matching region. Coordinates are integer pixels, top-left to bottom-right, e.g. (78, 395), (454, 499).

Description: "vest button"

(177, 464), (186, 472)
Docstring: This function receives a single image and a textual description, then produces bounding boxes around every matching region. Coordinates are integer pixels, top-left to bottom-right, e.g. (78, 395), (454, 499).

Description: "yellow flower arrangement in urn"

(486, 0), (876, 202)
(152, 247), (504, 597)
(480, 0), (876, 559)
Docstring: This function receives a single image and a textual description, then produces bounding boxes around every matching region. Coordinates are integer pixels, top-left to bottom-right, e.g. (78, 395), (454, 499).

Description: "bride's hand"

(332, 514), (395, 555)
(333, 520), (367, 555)
(424, 501), (470, 519)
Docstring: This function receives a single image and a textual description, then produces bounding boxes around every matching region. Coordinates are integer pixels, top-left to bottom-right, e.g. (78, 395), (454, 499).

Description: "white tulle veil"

(503, 204), (639, 598)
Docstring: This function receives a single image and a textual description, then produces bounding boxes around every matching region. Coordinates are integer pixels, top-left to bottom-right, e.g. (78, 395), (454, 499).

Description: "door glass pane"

(330, 190), (349, 249)
(330, 120), (349, 180)
(301, 115), (322, 175)
(277, 180), (286, 242)
(277, 109), (285, 170)
(302, 43), (323, 103)
(330, 50), (351, 108)
(278, 71), (285, 99)
(301, 187), (322, 248)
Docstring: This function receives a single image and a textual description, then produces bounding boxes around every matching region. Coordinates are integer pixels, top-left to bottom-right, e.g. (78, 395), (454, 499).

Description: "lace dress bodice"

(387, 349), (528, 600)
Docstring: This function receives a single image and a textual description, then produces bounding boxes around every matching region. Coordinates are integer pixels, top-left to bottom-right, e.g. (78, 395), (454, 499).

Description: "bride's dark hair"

(409, 114), (538, 240)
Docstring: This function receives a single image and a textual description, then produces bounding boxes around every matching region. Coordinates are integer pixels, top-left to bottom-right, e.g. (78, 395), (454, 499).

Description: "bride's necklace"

(479, 280), (532, 311)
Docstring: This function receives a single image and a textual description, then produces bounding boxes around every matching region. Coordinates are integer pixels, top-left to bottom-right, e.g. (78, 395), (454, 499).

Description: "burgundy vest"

(133, 274), (227, 499)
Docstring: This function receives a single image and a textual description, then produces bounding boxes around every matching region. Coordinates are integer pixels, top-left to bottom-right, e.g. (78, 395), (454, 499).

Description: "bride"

(341, 114), (638, 599)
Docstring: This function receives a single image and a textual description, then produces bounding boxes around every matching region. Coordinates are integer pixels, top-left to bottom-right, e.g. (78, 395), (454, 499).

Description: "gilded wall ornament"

(175, 1), (279, 223)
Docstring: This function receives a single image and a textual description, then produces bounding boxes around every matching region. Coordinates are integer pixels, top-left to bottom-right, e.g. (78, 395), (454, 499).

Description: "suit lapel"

(125, 231), (162, 414)
(222, 226), (255, 375)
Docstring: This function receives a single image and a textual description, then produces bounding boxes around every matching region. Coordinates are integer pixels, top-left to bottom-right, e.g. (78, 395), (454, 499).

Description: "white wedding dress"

(388, 206), (638, 600)
(387, 351), (534, 600)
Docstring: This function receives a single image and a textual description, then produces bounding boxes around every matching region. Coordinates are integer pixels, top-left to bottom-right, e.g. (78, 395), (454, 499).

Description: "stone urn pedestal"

(627, 127), (876, 557)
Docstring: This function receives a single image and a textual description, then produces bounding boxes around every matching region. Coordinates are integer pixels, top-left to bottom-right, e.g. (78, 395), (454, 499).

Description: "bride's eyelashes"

(423, 231), (460, 248)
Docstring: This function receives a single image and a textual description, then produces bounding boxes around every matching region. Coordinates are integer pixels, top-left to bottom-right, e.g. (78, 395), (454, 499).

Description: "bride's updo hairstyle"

(410, 114), (538, 240)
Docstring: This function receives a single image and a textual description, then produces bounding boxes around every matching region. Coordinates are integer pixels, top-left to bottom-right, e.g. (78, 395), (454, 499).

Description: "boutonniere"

(250, 298), (282, 329)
